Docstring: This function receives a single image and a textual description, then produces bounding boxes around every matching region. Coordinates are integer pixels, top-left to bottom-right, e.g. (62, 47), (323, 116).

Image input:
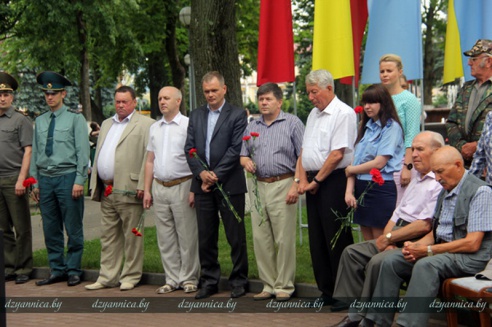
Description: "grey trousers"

(333, 240), (401, 321)
(366, 250), (488, 327)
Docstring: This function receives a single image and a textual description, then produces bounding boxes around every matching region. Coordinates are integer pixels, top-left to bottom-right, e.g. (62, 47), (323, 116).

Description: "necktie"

(45, 113), (55, 157)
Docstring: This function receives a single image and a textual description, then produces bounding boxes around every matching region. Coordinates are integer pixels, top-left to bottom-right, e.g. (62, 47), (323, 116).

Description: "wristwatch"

(427, 245), (434, 256)
(404, 162), (413, 170)
(294, 178), (300, 184)
(385, 232), (392, 241)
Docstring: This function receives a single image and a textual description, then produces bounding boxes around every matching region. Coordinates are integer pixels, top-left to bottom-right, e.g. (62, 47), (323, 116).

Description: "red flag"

(340, 0), (368, 86)
(256, 0), (295, 86)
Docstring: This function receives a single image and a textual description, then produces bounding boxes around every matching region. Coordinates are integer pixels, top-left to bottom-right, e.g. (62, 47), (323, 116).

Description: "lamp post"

(184, 54), (193, 111)
(179, 6), (196, 111)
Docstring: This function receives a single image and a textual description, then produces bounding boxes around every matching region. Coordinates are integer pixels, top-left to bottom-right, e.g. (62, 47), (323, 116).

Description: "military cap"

(463, 39), (492, 57)
(36, 71), (72, 94)
(0, 72), (18, 93)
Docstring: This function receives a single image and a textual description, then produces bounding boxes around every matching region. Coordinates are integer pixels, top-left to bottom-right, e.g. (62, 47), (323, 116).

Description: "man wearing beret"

(0, 72), (34, 284)
(446, 39), (492, 167)
(30, 71), (90, 287)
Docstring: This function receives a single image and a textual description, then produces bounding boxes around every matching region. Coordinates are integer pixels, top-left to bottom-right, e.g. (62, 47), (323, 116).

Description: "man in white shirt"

(296, 69), (357, 305)
(143, 86), (199, 294)
(86, 86), (154, 291)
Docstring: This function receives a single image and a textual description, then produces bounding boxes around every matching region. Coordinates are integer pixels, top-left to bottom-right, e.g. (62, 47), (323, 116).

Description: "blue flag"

(361, 0), (422, 84)
(453, 0), (492, 82)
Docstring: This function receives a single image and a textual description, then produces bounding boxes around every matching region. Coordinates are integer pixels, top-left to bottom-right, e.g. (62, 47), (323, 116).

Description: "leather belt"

(155, 175), (193, 187)
(101, 179), (113, 186)
(395, 218), (410, 227)
(257, 173), (294, 183)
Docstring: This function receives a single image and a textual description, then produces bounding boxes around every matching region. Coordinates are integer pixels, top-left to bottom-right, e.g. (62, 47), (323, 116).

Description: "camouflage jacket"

(446, 79), (492, 153)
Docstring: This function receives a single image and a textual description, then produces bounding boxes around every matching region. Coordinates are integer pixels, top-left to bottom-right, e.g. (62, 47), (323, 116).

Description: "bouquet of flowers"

(189, 148), (242, 222)
(132, 212), (146, 237)
(243, 132), (265, 225)
(23, 177), (40, 214)
(330, 168), (384, 249)
(103, 185), (145, 237)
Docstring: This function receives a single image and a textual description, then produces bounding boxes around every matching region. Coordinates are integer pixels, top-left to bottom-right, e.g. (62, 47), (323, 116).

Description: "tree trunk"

(147, 50), (168, 119)
(76, 8), (92, 121)
(164, 9), (187, 115)
(190, 0), (243, 109)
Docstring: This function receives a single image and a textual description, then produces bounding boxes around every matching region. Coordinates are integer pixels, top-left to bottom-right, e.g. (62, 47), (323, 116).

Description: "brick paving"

(3, 197), (450, 327)
(5, 280), (346, 327)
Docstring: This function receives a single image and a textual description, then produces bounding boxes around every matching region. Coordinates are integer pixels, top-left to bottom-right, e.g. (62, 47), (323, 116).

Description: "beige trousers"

(152, 179), (199, 288)
(249, 177), (296, 295)
(96, 195), (144, 286)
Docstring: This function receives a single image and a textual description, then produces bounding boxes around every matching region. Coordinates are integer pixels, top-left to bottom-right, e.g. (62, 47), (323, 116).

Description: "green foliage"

(33, 212), (318, 284)
(432, 93), (448, 108)
(236, 0), (259, 77)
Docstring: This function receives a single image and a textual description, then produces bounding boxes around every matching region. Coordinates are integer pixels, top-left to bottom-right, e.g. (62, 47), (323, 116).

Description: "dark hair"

(357, 84), (403, 143)
(257, 82), (283, 100)
(114, 85), (136, 99)
(90, 121), (99, 130)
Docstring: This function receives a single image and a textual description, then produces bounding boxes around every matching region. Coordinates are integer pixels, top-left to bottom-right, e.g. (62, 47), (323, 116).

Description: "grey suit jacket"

(91, 112), (154, 203)
(185, 102), (247, 195)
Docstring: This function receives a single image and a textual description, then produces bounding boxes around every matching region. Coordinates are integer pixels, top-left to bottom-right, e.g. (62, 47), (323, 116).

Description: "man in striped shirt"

(240, 82), (304, 302)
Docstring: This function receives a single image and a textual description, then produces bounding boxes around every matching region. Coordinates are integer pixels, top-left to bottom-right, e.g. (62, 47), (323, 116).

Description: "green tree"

(190, 0), (248, 108)
(422, 0), (447, 105)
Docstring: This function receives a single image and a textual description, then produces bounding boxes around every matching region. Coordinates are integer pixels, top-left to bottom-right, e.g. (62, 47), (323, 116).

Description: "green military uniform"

(29, 72), (89, 280)
(0, 72), (33, 282)
(446, 39), (492, 166)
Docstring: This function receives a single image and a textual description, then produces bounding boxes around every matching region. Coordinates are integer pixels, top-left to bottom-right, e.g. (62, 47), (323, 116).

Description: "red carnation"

(132, 227), (138, 234)
(354, 106), (363, 114)
(242, 135), (251, 141)
(370, 168), (384, 186)
(104, 185), (113, 197)
(250, 132), (259, 138)
(135, 231), (142, 237)
(22, 177), (37, 188)
(189, 148), (197, 158)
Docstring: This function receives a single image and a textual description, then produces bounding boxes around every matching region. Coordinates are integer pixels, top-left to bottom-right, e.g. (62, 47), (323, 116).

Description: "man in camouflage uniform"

(446, 39), (492, 167)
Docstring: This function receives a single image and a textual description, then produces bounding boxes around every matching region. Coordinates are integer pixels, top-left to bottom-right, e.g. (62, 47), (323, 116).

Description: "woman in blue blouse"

(345, 84), (405, 241)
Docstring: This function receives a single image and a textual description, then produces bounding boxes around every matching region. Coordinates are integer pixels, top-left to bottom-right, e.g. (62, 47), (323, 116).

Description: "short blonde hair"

(379, 54), (403, 70)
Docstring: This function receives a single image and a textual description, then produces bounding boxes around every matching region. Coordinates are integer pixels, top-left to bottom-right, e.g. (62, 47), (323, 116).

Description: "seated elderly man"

(361, 146), (492, 327)
(331, 131), (444, 327)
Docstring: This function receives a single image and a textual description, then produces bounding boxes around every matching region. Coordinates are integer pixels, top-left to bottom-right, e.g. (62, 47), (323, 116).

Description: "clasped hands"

(401, 241), (427, 263)
(200, 170), (218, 192)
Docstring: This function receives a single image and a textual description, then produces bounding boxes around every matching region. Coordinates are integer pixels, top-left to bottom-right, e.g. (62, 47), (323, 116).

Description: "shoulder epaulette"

(68, 108), (82, 114)
(14, 108), (29, 116)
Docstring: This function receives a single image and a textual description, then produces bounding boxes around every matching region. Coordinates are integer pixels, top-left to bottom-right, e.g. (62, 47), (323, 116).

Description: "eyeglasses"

(468, 55), (490, 63)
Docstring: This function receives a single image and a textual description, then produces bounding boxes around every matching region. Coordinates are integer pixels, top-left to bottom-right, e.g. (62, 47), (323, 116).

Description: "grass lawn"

(33, 210), (362, 285)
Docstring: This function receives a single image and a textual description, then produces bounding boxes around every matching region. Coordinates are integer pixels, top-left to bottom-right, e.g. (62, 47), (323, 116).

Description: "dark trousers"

(195, 190), (248, 290)
(0, 174), (33, 276)
(306, 169), (353, 297)
(38, 172), (84, 276)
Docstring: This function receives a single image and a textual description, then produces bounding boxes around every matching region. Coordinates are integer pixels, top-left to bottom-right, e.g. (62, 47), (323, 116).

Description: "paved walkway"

(4, 197), (450, 327)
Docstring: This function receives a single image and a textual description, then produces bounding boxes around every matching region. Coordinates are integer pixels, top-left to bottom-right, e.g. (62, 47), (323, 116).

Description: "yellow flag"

(443, 0), (464, 84)
(312, 0), (354, 80)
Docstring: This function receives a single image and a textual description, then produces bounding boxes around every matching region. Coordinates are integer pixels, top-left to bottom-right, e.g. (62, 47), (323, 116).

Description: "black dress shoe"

(231, 286), (246, 298)
(330, 299), (350, 312)
(5, 273), (16, 282)
(67, 275), (81, 286)
(15, 274), (30, 284)
(195, 287), (218, 300)
(329, 316), (361, 327)
(35, 274), (67, 286)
